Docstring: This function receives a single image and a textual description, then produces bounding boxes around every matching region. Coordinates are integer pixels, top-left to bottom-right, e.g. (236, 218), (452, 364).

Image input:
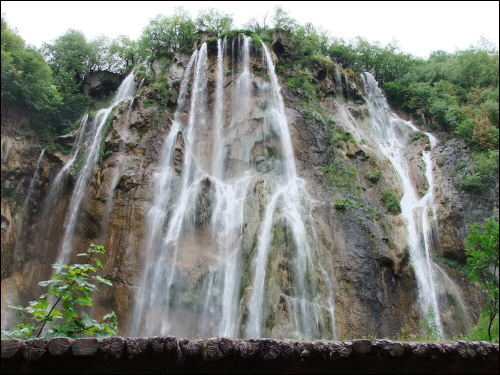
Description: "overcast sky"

(1, 1), (499, 58)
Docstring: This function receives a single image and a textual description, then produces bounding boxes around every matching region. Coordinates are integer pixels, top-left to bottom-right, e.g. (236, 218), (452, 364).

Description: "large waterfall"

(129, 36), (335, 340)
(3, 34), (480, 342)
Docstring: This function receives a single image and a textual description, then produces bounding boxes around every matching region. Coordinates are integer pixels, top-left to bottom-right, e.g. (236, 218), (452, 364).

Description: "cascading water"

(362, 72), (447, 335)
(130, 37), (335, 340)
(334, 65), (343, 95)
(55, 71), (136, 266)
(13, 149), (45, 267)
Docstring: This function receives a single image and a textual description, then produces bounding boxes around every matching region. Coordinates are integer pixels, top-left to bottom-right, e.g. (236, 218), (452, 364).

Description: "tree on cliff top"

(195, 8), (233, 37)
(466, 217), (499, 342)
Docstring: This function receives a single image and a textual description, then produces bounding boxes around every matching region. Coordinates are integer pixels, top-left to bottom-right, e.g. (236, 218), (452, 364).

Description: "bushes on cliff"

(380, 189), (401, 214)
(465, 217), (499, 342)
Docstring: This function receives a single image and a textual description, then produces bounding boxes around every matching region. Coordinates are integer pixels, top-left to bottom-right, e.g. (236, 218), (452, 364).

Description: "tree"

(41, 29), (93, 85)
(272, 5), (297, 32)
(195, 8), (233, 37)
(139, 7), (195, 59)
(1, 244), (118, 339)
(242, 12), (269, 35)
(109, 35), (140, 73)
(1, 16), (61, 112)
(465, 217), (499, 342)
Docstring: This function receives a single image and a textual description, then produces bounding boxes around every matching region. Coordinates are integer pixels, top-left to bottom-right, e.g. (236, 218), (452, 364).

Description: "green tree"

(272, 5), (297, 32)
(1, 16), (61, 112)
(41, 29), (93, 85)
(465, 217), (499, 342)
(419, 306), (442, 341)
(1, 244), (118, 339)
(139, 7), (195, 59)
(109, 35), (140, 73)
(195, 8), (233, 37)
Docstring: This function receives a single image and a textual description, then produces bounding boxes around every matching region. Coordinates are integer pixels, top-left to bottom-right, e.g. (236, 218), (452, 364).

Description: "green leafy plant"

(381, 189), (401, 214)
(419, 306), (442, 341)
(1, 244), (118, 339)
(465, 217), (499, 342)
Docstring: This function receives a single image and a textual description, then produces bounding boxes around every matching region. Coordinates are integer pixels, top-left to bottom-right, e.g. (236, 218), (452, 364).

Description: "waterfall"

(334, 65), (343, 96)
(344, 73), (350, 100)
(130, 36), (336, 340)
(55, 71), (136, 266)
(13, 149), (45, 265)
(361, 72), (445, 335)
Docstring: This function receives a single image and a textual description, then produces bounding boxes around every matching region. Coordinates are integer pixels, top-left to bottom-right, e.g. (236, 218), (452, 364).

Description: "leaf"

(52, 263), (67, 269)
(95, 276), (112, 286)
(77, 253), (88, 257)
(94, 258), (103, 269)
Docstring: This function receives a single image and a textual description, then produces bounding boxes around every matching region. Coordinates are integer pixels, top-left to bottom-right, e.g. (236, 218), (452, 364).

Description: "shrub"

(381, 189), (401, 214)
(365, 170), (380, 183)
(408, 131), (425, 142)
(1, 244), (118, 339)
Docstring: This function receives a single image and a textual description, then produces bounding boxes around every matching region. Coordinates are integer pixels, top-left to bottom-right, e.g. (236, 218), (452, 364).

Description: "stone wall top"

(2, 337), (498, 374)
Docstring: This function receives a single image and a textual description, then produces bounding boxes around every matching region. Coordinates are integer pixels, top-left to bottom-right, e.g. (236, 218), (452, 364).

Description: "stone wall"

(2, 337), (498, 374)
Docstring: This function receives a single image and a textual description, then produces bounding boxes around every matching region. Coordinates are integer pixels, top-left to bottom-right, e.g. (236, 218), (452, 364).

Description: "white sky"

(1, 1), (499, 59)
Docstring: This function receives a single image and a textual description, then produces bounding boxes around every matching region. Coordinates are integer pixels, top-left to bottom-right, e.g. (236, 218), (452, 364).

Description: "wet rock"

(180, 339), (203, 359)
(48, 337), (74, 356)
(353, 339), (372, 354)
(218, 337), (234, 357)
(205, 338), (224, 361)
(1, 339), (24, 360)
(259, 339), (281, 361)
(125, 337), (151, 357)
(24, 338), (48, 361)
(72, 338), (99, 357)
(100, 336), (125, 359)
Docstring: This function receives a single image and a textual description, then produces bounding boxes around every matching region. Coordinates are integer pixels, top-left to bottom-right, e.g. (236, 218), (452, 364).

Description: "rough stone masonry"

(1, 337), (498, 374)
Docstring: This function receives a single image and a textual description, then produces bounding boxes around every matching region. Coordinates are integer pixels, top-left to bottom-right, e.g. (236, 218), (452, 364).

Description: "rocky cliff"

(1, 34), (497, 340)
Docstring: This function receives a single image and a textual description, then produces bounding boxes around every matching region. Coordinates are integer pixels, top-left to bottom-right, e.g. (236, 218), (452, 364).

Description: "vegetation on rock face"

(380, 189), (401, 214)
(465, 217), (499, 342)
(1, 244), (118, 340)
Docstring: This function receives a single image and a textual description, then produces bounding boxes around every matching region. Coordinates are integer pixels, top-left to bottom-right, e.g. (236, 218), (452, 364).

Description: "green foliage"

(1, 244), (118, 339)
(321, 160), (357, 193)
(364, 170), (380, 184)
(334, 198), (348, 211)
(272, 5), (297, 32)
(45, 142), (72, 155)
(286, 69), (316, 100)
(1, 17), (63, 126)
(465, 217), (499, 342)
(458, 150), (499, 192)
(195, 8), (233, 37)
(139, 7), (195, 59)
(408, 131), (425, 142)
(466, 313), (499, 343)
(419, 306), (442, 341)
(380, 189), (401, 214)
(250, 33), (263, 48)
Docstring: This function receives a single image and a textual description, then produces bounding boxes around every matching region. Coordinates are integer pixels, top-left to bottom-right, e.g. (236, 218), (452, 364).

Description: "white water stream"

(55, 71), (136, 266)
(362, 72), (444, 334)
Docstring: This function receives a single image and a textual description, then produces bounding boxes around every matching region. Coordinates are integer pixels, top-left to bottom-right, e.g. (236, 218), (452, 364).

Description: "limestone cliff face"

(1, 37), (494, 340)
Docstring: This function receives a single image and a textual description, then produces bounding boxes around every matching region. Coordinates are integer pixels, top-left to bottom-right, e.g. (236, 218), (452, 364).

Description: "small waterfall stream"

(362, 72), (448, 334)
(55, 71), (136, 266)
